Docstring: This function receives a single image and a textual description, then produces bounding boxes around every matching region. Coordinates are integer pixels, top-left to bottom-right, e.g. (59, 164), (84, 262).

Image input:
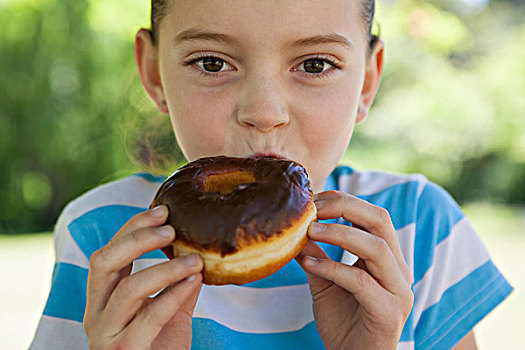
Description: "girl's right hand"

(83, 205), (204, 350)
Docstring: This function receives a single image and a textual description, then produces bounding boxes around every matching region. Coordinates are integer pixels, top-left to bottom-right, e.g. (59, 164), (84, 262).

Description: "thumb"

(295, 240), (333, 296)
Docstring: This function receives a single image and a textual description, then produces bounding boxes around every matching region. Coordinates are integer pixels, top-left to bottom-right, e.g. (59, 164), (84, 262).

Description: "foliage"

(347, 0), (525, 203)
(0, 0), (524, 233)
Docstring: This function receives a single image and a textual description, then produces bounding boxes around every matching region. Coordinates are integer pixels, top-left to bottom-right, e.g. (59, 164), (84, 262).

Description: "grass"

(0, 203), (523, 349)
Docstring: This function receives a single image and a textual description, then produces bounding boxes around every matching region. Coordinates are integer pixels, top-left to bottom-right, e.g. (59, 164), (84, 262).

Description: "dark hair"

(150, 0), (380, 52)
(150, 0), (170, 46)
(359, 0), (380, 54)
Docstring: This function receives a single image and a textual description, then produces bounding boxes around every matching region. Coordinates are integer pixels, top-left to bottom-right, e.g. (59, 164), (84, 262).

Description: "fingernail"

(156, 225), (173, 237)
(186, 274), (198, 282)
(304, 255), (319, 267)
(309, 222), (327, 235)
(151, 205), (167, 217)
(183, 254), (199, 266)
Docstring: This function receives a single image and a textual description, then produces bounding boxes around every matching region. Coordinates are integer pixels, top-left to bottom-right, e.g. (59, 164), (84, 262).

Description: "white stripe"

(396, 341), (415, 350)
(61, 176), (160, 224)
(412, 218), (490, 325)
(397, 224), (416, 271)
(55, 229), (90, 268)
(132, 258), (167, 274)
(54, 203), (90, 268)
(338, 171), (427, 197)
(194, 284), (313, 333)
(341, 250), (358, 265)
(29, 315), (88, 350)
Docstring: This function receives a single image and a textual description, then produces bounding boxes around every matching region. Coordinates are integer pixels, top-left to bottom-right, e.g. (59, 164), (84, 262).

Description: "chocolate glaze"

(150, 155), (313, 257)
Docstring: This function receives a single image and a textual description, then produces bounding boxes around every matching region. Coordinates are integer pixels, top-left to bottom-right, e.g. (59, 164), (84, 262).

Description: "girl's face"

(135, 0), (384, 192)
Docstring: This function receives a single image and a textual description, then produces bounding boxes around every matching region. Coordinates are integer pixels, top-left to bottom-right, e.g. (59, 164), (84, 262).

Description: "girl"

(31, 0), (512, 349)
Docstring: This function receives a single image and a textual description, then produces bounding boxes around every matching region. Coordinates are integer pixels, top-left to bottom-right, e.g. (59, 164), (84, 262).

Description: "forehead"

(163, 0), (366, 49)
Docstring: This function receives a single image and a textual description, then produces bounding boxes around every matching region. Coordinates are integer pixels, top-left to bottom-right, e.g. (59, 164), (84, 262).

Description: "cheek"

(167, 83), (235, 159)
(295, 80), (360, 147)
(292, 79), (360, 190)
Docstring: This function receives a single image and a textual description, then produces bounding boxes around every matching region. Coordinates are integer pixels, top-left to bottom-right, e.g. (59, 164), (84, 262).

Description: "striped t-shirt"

(30, 165), (513, 349)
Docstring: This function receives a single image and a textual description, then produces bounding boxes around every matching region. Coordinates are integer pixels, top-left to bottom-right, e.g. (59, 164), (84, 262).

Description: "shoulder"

(332, 165), (460, 216)
(331, 165), (469, 272)
(331, 166), (513, 349)
(60, 173), (166, 223)
(332, 165), (429, 197)
(332, 165), (438, 229)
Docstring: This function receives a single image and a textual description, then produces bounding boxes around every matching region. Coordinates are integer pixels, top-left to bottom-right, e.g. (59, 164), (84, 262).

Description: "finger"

(308, 222), (408, 294)
(112, 205), (170, 241)
(314, 191), (410, 280)
(85, 264), (133, 329)
(296, 241), (333, 297)
(298, 239), (330, 260)
(300, 255), (395, 316)
(87, 224), (175, 313)
(178, 273), (204, 317)
(315, 191), (396, 242)
(150, 281), (204, 349)
(102, 254), (203, 333)
(101, 224), (175, 273)
(116, 273), (203, 350)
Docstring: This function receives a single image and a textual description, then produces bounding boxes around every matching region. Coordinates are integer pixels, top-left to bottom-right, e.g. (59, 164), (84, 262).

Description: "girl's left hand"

(296, 190), (414, 350)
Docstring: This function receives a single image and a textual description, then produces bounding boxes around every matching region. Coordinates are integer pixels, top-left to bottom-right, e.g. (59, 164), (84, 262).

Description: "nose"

(236, 75), (290, 133)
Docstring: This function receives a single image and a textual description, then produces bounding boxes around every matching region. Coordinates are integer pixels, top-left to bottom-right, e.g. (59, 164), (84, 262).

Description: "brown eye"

(303, 59), (326, 74)
(201, 57), (224, 72)
(190, 56), (234, 75)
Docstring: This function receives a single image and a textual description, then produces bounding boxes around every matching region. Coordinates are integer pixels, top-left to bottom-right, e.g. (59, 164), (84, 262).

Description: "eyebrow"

(174, 29), (353, 51)
(290, 33), (353, 51)
(174, 29), (240, 46)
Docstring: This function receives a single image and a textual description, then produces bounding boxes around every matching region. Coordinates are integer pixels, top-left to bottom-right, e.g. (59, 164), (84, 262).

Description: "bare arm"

(453, 331), (478, 350)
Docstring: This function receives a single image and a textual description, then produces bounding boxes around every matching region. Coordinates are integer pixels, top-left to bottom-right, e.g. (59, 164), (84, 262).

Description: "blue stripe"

(333, 164), (354, 178)
(359, 181), (420, 230)
(413, 183), (465, 284)
(192, 319), (325, 349)
(68, 205), (166, 261)
(415, 260), (513, 349)
(43, 263), (88, 322)
(132, 172), (167, 183)
(244, 262), (308, 288)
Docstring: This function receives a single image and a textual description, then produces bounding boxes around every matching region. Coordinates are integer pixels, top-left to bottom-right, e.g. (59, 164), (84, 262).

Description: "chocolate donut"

(149, 155), (317, 285)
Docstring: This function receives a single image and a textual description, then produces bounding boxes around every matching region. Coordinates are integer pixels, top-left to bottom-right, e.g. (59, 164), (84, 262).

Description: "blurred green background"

(0, 0), (524, 348)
